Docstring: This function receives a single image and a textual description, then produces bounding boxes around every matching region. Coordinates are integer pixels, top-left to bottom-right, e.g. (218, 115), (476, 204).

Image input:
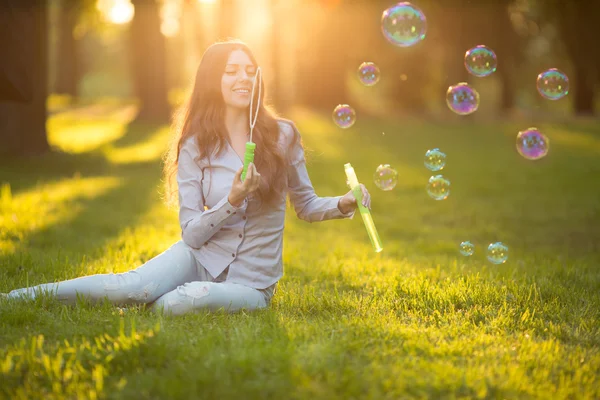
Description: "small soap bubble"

(332, 104), (356, 128)
(374, 164), (398, 191)
(424, 148), (446, 171)
(426, 175), (450, 200)
(447, 83), (479, 115)
(381, 2), (427, 47)
(487, 242), (509, 264)
(459, 241), (475, 256)
(358, 62), (381, 86)
(464, 45), (497, 77)
(537, 68), (569, 100)
(516, 127), (549, 160)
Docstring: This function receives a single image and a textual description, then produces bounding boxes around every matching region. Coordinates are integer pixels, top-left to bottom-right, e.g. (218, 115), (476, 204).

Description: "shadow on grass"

(1, 120), (169, 287)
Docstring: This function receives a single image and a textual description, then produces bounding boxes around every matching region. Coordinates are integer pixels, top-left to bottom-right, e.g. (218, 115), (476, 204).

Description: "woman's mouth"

(233, 88), (250, 96)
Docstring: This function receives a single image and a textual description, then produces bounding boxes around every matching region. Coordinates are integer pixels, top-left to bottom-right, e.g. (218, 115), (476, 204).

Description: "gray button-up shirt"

(177, 119), (355, 291)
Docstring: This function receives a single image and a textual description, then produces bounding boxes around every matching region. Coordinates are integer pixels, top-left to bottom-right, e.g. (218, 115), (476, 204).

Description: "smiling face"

(221, 49), (257, 111)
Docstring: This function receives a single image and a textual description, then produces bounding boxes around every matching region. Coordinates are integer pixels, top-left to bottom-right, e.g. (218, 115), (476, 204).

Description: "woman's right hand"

(228, 162), (260, 207)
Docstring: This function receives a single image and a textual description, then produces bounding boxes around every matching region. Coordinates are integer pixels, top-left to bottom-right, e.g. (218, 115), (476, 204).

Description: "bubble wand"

(241, 66), (262, 182)
(344, 163), (383, 253)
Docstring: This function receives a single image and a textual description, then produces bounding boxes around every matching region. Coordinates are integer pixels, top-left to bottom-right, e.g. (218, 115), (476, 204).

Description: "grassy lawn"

(0, 101), (599, 399)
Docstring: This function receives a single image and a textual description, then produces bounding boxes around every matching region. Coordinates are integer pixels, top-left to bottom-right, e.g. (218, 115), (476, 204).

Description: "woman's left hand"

(338, 184), (371, 214)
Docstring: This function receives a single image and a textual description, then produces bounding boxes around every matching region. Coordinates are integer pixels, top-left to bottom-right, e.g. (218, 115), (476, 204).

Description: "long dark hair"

(162, 39), (300, 210)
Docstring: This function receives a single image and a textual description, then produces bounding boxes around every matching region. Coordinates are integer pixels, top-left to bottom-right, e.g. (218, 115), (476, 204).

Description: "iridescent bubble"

(358, 62), (381, 86)
(459, 241), (475, 256)
(464, 45), (497, 77)
(332, 104), (356, 129)
(426, 175), (450, 200)
(374, 164), (398, 191)
(487, 242), (509, 264)
(446, 83), (480, 115)
(516, 127), (549, 160)
(381, 2), (427, 47)
(424, 148), (446, 171)
(537, 68), (569, 100)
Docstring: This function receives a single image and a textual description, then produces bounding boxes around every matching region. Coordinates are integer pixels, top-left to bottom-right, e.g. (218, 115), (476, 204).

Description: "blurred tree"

(269, 0), (284, 111)
(429, 0), (521, 115)
(0, 2), (33, 102)
(0, 0), (50, 157)
(539, 0), (600, 115)
(295, 2), (349, 111)
(54, 0), (87, 98)
(130, 0), (170, 122)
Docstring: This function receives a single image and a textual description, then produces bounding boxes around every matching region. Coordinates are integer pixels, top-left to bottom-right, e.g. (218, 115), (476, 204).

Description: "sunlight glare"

(108, 0), (135, 24)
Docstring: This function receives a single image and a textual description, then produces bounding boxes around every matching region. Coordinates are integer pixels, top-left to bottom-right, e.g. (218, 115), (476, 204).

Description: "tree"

(295, 3), (349, 111)
(539, 0), (600, 115)
(269, 0), (285, 112)
(0, 0), (50, 158)
(54, 0), (83, 97)
(129, 0), (170, 122)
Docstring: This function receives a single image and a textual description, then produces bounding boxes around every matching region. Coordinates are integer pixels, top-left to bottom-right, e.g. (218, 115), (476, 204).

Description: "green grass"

(1, 100), (599, 399)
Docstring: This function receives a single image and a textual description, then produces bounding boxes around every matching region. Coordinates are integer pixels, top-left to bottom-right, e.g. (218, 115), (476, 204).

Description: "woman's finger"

(243, 163), (254, 187)
(234, 165), (243, 182)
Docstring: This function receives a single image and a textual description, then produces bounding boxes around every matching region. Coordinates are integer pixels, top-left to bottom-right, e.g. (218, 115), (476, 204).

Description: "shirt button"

(227, 210), (231, 214)
(204, 242), (208, 246)
(210, 224), (214, 227)
(238, 234), (242, 238)
(242, 216), (247, 220)
(233, 212), (236, 215)
(231, 253), (235, 257)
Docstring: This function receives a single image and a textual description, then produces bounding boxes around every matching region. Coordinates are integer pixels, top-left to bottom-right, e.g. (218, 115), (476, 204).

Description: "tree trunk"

(491, 2), (518, 114)
(573, 63), (595, 115)
(296, 8), (348, 111)
(54, 0), (80, 98)
(269, 0), (284, 112)
(0, 0), (50, 158)
(556, 1), (597, 116)
(129, 0), (170, 123)
(435, 5), (470, 113)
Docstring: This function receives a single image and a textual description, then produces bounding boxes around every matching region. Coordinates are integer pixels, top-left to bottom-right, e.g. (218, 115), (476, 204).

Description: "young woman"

(3, 40), (372, 315)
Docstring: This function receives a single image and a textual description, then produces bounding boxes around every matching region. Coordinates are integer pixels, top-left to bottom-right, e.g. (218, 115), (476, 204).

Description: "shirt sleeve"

(178, 138), (243, 249)
(285, 123), (356, 222)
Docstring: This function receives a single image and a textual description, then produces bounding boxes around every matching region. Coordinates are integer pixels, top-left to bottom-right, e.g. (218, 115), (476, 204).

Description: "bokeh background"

(1, 0), (599, 157)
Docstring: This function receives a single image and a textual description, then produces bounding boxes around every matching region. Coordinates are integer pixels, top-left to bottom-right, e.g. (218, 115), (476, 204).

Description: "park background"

(0, 0), (599, 399)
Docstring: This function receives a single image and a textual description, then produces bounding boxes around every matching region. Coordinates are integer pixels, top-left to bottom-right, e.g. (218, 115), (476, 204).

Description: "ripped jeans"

(6, 241), (274, 316)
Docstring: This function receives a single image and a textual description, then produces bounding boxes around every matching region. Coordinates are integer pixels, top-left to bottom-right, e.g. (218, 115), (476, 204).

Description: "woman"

(4, 40), (372, 315)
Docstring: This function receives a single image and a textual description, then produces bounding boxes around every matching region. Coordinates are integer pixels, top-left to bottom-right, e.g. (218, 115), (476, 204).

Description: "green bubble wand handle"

(241, 66), (262, 182)
(344, 163), (383, 253)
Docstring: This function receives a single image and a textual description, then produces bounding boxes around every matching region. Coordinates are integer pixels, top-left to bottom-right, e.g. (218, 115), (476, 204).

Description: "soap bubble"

(332, 104), (356, 128)
(487, 242), (508, 264)
(464, 45), (497, 77)
(446, 83), (479, 115)
(424, 148), (446, 171)
(358, 62), (380, 86)
(374, 164), (398, 191)
(459, 241), (475, 256)
(426, 175), (450, 200)
(381, 2), (427, 47)
(537, 68), (569, 100)
(516, 127), (549, 160)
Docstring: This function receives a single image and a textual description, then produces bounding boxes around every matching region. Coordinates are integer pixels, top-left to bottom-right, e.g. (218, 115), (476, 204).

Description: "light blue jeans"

(6, 241), (274, 316)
